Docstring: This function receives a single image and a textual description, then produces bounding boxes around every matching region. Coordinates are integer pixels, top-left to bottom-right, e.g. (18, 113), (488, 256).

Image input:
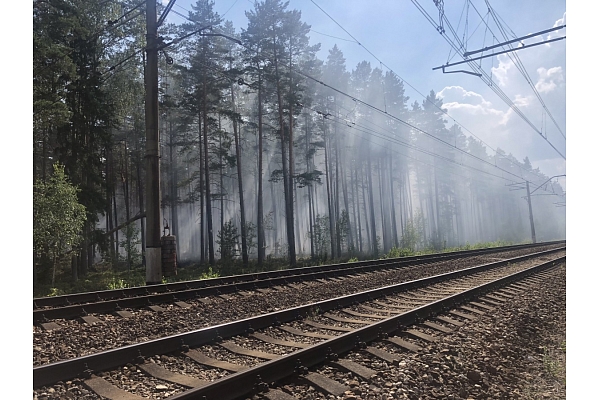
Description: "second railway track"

(33, 246), (565, 399)
(33, 241), (564, 323)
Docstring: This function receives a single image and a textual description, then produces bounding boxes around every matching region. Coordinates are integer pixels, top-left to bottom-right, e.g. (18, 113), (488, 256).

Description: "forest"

(33, 0), (566, 291)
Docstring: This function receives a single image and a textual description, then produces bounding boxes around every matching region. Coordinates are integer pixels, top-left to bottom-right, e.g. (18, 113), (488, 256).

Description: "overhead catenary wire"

(307, 0), (547, 181)
(411, 0), (565, 159)
(483, 0), (566, 140)
(313, 98), (557, 192)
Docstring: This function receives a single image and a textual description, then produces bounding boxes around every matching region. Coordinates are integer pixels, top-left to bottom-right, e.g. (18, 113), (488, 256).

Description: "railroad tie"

(40, 322), (61, 331)
(421, 321), (453, 334)
(483, 294), (507, 303)
(251, 332), (309, 349)
(332, 359), (378, 380)
(263, 389), (300, 400)
(323, 313), (373, 325)
(174, 301), (192, 309)
(219, 341), (280, 360)
(303, 320), (354, 332)
(402, 329), (437, 343)
(341, 309), (389, 319)
(185, 349), (247, 372)
(80, 315), (102, 325)
(370, 301), (409, 311)
(469, 301), (495, 311)
(449, 310), (478, 320)
(359, 304), (402, 315)
(83, 376), (145, 400)
(364, 346), (400, 364)
(386, 337), (423, 353)
(115, 310), (134, 318)
(459, 305), (486, 315)
(436, 315), (464, 327)
(138, 362), (209, 388)
(302, 372), (350, 397)
(479, 297), (503, 306)
(278, 325), (336, 339)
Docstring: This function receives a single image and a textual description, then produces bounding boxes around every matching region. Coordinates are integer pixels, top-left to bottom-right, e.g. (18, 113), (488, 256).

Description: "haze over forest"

(33, 0), (566, 275)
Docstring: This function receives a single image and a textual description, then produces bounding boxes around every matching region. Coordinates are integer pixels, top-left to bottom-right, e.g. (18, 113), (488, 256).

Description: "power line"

(411, 0), (565, 159)
(307, 0), (546, 181)
(484, 2), (566, 141)
(311, 99), (558, 193)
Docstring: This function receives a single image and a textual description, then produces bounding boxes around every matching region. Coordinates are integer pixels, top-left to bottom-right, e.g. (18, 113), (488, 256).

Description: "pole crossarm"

(463, 24), (566, 57)
(433, 36), (566, 71)
(530, 174), (566, 195)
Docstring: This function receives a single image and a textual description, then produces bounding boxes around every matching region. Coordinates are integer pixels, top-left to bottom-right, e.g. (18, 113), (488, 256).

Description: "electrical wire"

(411, 0), (565, 159)
(482, 0), (566, 140)
(307, 0), (547, 178)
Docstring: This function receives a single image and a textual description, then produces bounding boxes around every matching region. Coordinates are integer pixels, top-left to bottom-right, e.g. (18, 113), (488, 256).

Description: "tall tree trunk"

(361, 164), (371, 253)
(203, 73), (215, 265)
(354, 166), (363, 254)
(324, 127), (335, 259)
(231, 82), (248, 267)
(169, 120), (179, 252)
(389, 154), (399, 248)
(257, 66), (265, 266)
(136, 140), (146, 266)
(287, 55), (297, 265)
(334, 136), (341, 256)
(367, 150), (378, 258)
(341, 159), (353, 253)
(199, 115), (205, 264)
(219, 117), (224, 237)
(378, 158), (387, 253)
(122, 142), (131, 271)
(106, 147), (115, 265)
(113, 179), (119, 263)
(273, 45), (295, 266)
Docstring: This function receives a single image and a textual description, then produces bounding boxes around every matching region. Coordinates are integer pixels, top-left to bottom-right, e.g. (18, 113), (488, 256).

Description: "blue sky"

(167, 0), (567, 190)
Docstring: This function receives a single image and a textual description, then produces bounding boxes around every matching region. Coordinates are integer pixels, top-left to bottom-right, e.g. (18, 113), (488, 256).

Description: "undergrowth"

(34, 239), (521, 298)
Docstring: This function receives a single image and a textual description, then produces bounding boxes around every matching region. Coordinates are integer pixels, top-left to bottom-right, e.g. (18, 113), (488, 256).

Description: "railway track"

(33, 241), (563, 324)
(33, 243), (564, 366)
(33, 246), (565, 399)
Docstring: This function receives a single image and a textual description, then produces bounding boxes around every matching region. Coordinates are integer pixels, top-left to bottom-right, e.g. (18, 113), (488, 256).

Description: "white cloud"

(535, 66), (564, 93)
(491, 54), (513, 87)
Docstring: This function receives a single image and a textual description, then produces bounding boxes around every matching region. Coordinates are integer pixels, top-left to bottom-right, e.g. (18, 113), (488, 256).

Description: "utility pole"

(145, 0), (162, 285)
(525, 181), (536, 244)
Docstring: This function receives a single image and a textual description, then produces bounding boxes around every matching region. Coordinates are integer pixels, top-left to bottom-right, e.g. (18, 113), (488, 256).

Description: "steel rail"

(34, 241), (564, 312)
(170, 255), (565, 400)
(33, 247), (564, 388)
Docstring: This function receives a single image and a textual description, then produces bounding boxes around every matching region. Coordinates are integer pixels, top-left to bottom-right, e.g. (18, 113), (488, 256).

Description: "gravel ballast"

(257, 262), (566, 400)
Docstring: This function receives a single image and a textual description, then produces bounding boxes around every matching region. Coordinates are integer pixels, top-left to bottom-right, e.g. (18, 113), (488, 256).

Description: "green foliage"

(384, 247), (414, 259)
(244, 221), (258, 255)
(118, 225), (143, 267)
(399, 210), (425, 252)
(336, 209), (351, 250)
(347, 257), (359, 263)
(34, 163), (87, 263)
(199, 266), (220, 280)
(309, 214), (331, 259)
(217, 219), (240, 261)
